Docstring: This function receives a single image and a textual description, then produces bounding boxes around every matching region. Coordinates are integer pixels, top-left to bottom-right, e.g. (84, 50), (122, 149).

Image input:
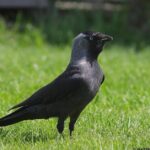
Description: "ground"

(0, 37), (150, 149)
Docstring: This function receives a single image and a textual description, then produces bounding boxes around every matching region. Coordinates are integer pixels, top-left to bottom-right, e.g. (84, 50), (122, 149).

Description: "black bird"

(0, 31), (113, 136)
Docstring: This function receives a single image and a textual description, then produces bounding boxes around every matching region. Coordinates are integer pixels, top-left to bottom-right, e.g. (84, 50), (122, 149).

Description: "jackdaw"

(0, 31), (113, 136)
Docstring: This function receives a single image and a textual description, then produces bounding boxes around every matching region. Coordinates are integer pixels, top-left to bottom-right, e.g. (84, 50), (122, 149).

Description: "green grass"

(0, 30), (150, 149)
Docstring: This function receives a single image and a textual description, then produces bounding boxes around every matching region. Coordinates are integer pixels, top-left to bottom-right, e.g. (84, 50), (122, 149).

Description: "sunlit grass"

(0, 32), (150, 149)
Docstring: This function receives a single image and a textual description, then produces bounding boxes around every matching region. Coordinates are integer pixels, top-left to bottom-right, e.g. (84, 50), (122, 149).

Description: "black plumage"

(0, 31), (113, 136)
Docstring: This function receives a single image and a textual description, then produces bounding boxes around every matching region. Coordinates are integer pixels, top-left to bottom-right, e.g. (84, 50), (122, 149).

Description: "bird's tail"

(0, 107), (29, 127)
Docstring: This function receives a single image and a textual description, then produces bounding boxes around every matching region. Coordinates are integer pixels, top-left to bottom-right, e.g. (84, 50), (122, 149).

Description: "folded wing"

(10, 68), (84, 110)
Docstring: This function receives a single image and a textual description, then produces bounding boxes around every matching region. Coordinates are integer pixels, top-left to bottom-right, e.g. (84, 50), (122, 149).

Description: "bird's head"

(71, 31), (113, 63)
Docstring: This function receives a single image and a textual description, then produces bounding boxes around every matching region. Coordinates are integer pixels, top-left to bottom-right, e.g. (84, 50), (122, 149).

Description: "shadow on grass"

(20, 129), (57, 143)
(0, 128), (57, 143)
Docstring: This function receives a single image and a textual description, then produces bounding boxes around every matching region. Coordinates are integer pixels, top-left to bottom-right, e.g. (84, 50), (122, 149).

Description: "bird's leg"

(57, 116), (66, 136)
(69, 112), (81, 137)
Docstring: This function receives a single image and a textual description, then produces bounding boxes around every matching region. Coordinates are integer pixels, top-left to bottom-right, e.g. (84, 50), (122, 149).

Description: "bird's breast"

(81, 64), (103, 97)
(69, 61), (103, 97)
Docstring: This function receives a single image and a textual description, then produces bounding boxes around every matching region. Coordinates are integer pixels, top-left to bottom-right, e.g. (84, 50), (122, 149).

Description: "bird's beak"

(101, 35), (113, 42)
(93, 32), (113, 42)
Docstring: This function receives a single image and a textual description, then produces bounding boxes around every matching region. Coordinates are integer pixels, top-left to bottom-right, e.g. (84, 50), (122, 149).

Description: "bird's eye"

(89, 36), (93, 40)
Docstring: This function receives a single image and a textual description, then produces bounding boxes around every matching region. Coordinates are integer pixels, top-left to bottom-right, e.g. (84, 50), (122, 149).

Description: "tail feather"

(0, 105), (50, 127)
(0, 107), (28, 127)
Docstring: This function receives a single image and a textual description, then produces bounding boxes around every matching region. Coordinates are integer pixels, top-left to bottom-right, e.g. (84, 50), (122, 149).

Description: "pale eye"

(89, 36), (93, 40)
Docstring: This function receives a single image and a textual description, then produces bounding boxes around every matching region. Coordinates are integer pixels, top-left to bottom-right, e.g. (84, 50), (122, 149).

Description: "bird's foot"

(60, 133), (64, 139)
(69, 130), (74, 138)
(56, 132), (64, 140)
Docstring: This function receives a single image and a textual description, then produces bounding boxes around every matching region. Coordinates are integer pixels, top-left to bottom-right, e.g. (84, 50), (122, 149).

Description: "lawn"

(0, 32), (150, 149)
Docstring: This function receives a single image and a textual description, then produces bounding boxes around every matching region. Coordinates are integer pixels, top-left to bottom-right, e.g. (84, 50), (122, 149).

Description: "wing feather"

(10, 68), (84, 110)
